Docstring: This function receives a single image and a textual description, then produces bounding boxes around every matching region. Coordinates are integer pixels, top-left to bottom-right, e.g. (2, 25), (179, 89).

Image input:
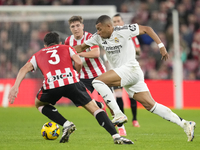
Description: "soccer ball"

(41, 122), (60, 140)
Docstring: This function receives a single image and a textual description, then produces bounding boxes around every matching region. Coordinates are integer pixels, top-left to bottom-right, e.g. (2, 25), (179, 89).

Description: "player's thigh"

(114, 87), (123, 97)
(95, 70), (121, 87)
(133, 91), (155, 110)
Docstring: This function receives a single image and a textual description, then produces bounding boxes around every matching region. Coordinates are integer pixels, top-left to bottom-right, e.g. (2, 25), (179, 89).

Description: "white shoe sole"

(187, 121), (196, 142)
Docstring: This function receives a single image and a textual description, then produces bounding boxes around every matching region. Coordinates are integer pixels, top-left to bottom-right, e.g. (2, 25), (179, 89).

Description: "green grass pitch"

(0, 106), (199, 150)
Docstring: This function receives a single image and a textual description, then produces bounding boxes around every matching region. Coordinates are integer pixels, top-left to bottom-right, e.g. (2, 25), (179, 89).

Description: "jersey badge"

(114, 37), (119, 43)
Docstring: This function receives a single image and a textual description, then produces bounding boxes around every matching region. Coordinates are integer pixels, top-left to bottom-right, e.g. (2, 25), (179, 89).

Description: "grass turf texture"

(0, 106), (199, 150)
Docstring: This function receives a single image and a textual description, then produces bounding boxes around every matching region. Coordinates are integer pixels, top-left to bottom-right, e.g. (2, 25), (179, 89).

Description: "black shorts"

(80, 78), (114, 94)
(113, 86), (122, 90)
(37, 82), (92, 107)
(80, 78), (95, 93)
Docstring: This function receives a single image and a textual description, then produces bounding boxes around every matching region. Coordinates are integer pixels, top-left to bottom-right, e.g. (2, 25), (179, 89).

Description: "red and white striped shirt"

(65, 31), (106, 79)
(28, 45), (79, 90)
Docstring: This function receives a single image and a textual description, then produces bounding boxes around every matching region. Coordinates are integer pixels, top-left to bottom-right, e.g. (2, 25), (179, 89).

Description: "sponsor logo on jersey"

(114, 37), (119, 43)
(47, 72), (72, 83)
(102, 45), (122, 54)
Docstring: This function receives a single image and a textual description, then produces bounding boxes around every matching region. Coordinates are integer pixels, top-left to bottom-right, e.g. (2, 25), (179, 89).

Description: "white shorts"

(113, 65), (149, 97)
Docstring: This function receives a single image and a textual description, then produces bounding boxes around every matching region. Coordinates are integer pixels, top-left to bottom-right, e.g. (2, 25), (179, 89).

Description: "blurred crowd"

(0, 0), (200, 80)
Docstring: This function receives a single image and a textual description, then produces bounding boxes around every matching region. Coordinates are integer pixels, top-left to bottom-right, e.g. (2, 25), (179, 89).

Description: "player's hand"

(160, 47), (169, 61)
(8, 86), (18, 104)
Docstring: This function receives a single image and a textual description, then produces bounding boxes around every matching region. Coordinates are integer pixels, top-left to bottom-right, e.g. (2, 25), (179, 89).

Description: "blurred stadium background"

(0, 0), (200, 109)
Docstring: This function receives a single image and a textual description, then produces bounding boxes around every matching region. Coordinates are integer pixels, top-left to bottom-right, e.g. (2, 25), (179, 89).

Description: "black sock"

(95, 101), (103, 109)
(41, 105), (67, 126)
(95, 111), (117, 136)
(116, 97), (124, 113)
(116, 98), (124, 128)
(130, 98), (137, 121)
(179, 116), (183, 121)
(117, 123), (123, 127)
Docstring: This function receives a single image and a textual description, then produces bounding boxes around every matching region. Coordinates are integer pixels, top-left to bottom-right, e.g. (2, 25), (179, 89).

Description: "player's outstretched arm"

(73, 43), (90, 53)
(138, 25), (169, 60)
(78, 46), (100, 58)
(8, 62), (34, 104)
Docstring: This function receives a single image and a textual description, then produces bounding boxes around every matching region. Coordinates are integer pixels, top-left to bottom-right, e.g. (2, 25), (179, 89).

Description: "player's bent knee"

(145, 102), (156, 111)
(92, 79), (103, 86)
(139, 100), (155, 111)
(35, 98), (48, 109)
(35, 98), (40, 108)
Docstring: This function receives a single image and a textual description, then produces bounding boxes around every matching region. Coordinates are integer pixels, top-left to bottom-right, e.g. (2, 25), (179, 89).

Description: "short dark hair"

(113, 14), (121, 17)
(96, 15), (112, 25)
(113, 14), (123, 20)
(68, 16), (83, 25)
(44, 32), (60, 46)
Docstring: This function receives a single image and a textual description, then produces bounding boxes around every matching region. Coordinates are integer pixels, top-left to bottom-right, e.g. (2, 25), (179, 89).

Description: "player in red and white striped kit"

(65, 16), (106, 109)
(8, 32), (133, 144)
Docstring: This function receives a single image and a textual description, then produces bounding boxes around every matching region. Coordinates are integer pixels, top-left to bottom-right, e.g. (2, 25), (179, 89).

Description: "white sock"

(150, 102), (186, 128)
(38, 106), (44, 113)
(92, 79), (122, 115)
(112, 133), (120, 139)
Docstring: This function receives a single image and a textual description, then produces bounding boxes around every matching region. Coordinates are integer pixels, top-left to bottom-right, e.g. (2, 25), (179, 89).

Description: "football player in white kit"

(112, 14), (141, 137)
(74, 15), (196, 142)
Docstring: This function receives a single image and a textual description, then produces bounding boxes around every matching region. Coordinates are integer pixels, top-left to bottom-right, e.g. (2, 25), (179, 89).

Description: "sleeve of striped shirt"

(28, 55), (37, 72)
(69, 47), (77, 57)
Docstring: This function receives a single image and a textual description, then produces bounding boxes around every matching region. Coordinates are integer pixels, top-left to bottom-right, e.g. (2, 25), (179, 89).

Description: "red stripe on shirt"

(65, 36), (70, 45)
(91, 45), (99, 49)
(86, 32), (91, 40)
(81, 65), (89, 79)
(73, 38), (77, 46)
(94, 58), (106, 74)
(37, 88), (43, 100)
(85, 58), (98, 78)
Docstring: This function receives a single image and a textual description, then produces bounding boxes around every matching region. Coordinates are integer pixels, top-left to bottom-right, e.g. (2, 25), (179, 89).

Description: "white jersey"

(85, 24), (140, 69)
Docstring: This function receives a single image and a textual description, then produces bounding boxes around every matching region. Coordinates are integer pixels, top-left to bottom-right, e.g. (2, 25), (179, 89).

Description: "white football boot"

(183, 121), (196, 142)
(112, 113), (128, 125)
